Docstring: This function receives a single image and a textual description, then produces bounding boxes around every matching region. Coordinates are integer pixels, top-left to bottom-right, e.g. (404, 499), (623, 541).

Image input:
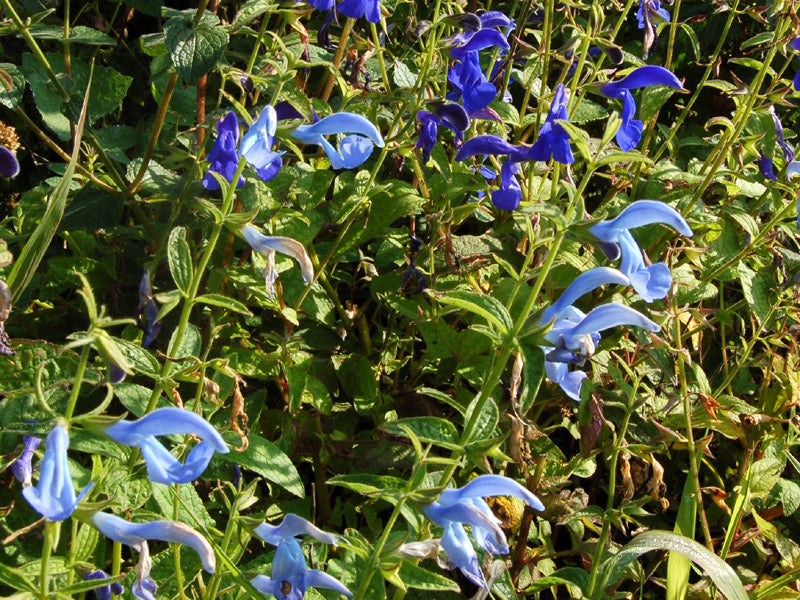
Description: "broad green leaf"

(219, 434), (304, 497)
(0, 62), (25, 109)
(524, 567), (589, 595)
(30, 25), (115, 45)
(233, 0), (278, 31)
(433, 289), (513, 335)
(383, 417), (459, 447)
(196, 293), (253, 315)
(167, 226), (193, 296)
(6, 69), (90, 303)
(164, 11), (229, 84)
(596, 530), (747, 600)
(666, 476), (697, 600)
(336, 354), (378, 414)
(327, 473), (408, 496)
(150, 483), (214, 527)
(397, 561), (460, 592)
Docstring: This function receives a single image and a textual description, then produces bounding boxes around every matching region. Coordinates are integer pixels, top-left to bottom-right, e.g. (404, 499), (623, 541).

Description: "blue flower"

(22, 423), (93, 521)
(251, 514), (352, 600)
(82, 570), (124, 600)
(456, 135), (529, 210)
(543, 303), (660, 400)
(590, 200), (693, 302)
(10, 434), (41, 487)
(637, 0), (670, 58)
(601, 66), (683, 151)
(241, 106), (284, 182)
(758, 152), (778, 181)
(416, 103), (470, 163)
(529, 84), (574, 164)
(291, 112), (384, 169)
(337, 0), (380, 22)
(0, 145), (19, 178)
(302, 0), (334, 10)
(447, 29), (511, 112)
(136, 270), (161, 349)
(90, 511), (216, 573)
(104, 408), (228, 485)
(203, 112), (244, 190)
(790, 37), (800, 91)
(241, 225), (314, 300)
(769, 105), (795, 163)
(421, 475), (544, 589)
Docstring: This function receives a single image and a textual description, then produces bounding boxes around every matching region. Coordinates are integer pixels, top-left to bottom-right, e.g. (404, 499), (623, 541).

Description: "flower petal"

(436, 474), (545, 512)
(292, 113), (384, 147)
(556, 303), (660, 350)
(589, 200), (693, 241)
(241, 226), (314, 284)
(541, 267), (631, 324)
(600, 65), (683, 99)
(254, 514), (340, 547)
(105, 408), (228, 453)
(0, 145), (20, 178)
(305, 570), (353, 597)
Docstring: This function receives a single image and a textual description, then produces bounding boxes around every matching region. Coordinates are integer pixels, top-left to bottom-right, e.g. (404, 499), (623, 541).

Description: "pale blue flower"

(241, 225), (314, 300)
(241, 106), (284, 182)
(22, 423), (93, 521)
(421, 475), (544, 589)
(251, 514), (351, 600)
(104, 408), (228, 485)
(291, 113), (384, 169)
(90, 511), (216, 573)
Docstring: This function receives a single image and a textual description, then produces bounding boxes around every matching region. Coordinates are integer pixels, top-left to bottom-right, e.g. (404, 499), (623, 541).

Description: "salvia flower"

(447, 30), (511, 112)
(22, 424), (93, 521)
(10, 434), (41, 487)
(251, 514), (352, 600)
(241, 106), (284, 182)
(337, 0), (381, 23)
(0, 145), (19, 178)
(601, 66), (683, 151)
(82, 570), (124, 600)
(758, 152), (778, 182)
(529, 84), (574, 164)
(90, 511), (216, 573)
(637, 0), (670, 58)
(136, 270), (161, 349)
(421, 475), (544, 589)
(416, 103), (470, 163)
(456, 135), (529, 210)
(769, 106), (795, 162)
(790, 37), (800, 91)
(590, 200), (693, 302)
(291, 112), (384, 169)
(203, 112), (244, 190)
(104, 408), (228, 485)
(241, 225), (314, 300)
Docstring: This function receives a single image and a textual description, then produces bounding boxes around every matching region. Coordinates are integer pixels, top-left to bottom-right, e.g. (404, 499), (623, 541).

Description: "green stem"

(65, 345), (91, 421)
(370, 22), (391, 92)
(203, 492), (241, 600)
(321, 18), (354, 102)
(40, 520), (54, 600)
(173, 487), (188, 600)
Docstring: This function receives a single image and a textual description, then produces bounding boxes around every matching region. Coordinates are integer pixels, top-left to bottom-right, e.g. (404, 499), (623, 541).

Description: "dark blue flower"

(529, 84), (574, 164)
(82, 570), (124, 600)
(421, 475), (543, 589)
(203, 112), (244, 191)
(769, 105), (794, 162)
(251, 514), (351, 600)
(758, 152), (777, 182)
(448, 29), (510, 111)
(10, 434), (41, 487)
(0, 145), (19, 178)
(790, 37), (800, 91)
(304, 0), (334, 9)
(22, 423), (93, 521)
(416, 103), (470, 162)
(601, 66), (683, 151)
(104, 408), (228, 485)
(637, 0), (670, 58)
(337, 0), (380, 23)
(456, 135), (529, 210)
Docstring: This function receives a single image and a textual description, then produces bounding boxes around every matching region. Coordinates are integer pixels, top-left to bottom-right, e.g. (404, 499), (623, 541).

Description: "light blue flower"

(11, 434), (41, 487)
(241, 106), (284, 182)
(590, 200), (693, 302)
(421, 475), (544, 589)
(291, 113), (384, 169)
(22, 423), (93, 521)
(601, 66), (683, 151)
(90, 511), (216, 573)
(251, 514), (351, 600)
(104, 408), (228, 485)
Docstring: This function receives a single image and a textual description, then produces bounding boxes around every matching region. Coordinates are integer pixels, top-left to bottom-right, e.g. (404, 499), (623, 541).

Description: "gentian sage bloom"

(10, 434), (41, 487)
(22, 423), (93, 521)
(203, 112), (244, 190)
(456, 135), (529, 210)
(791, 37), (800, 91)
(637, 0), (670, 58)
(529, 84), (574, 164)
(337, 0), (380, 22)
(421, 475), (544, 589)
(241, 225), (314, 300)
(448, 29), (511, 111)
(251, 514), (352, 600)
(241, 106), (283, 182)
(104, 408), (228, 485)
(291, 112), (384, 169)
(601, 66), (683, 152)
(590, 200), (693, 302)
(0, 145), (19, 178)
(82, 570), (124, 600)
(416, 103), (470, 163)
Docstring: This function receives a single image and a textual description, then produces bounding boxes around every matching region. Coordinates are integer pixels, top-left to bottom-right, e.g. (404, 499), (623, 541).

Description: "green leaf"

(233, 0), (278, 31)
(596, 530), (747, 600)
(519, 343), (545, 416)
(219, 434), (304, 497)
(382, 417), (459, 447)
(666, 476), (697, 600)
(30, 24), (115, 45)
(398, 562), (460, 592)
(164, 11), (229, 84)
(6, 68), (90, 303)
(433, 289), (513, 335)
(167, 226), (194, 296)
(196, 293), (253, 315)
(0, 562), (37, 592)
(327, 473), (408, 495)
(524, 567), (589, 595)
(336, 354), (378, 414)
(738, 263), (772, 324)
(393, 61), (417, 88)
(0, 62), (25, 109)
(150, 483), (214, 527)
(776, 478), (800, 516)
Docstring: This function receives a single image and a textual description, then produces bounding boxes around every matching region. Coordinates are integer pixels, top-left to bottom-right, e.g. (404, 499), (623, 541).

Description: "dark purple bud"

(0, 146), (19, 178)
(82, 570), (123, 600)
(435, 103), (470, 132)
(758, 153), (778, 182)
(596, 240), (622, 261)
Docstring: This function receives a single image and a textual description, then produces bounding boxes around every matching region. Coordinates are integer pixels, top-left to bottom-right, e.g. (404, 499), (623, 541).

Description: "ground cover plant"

(1, 0), (800, 598)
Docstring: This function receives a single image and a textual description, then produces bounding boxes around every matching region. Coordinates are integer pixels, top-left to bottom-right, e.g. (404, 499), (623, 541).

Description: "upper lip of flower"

(90, 511), (216, 573)
(104, 408), (228, 485)
(600, 65), (683, 99)
(21, 423), (94, 521)
(589, 200), (693, 242)
(291, 112), (384, 170)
